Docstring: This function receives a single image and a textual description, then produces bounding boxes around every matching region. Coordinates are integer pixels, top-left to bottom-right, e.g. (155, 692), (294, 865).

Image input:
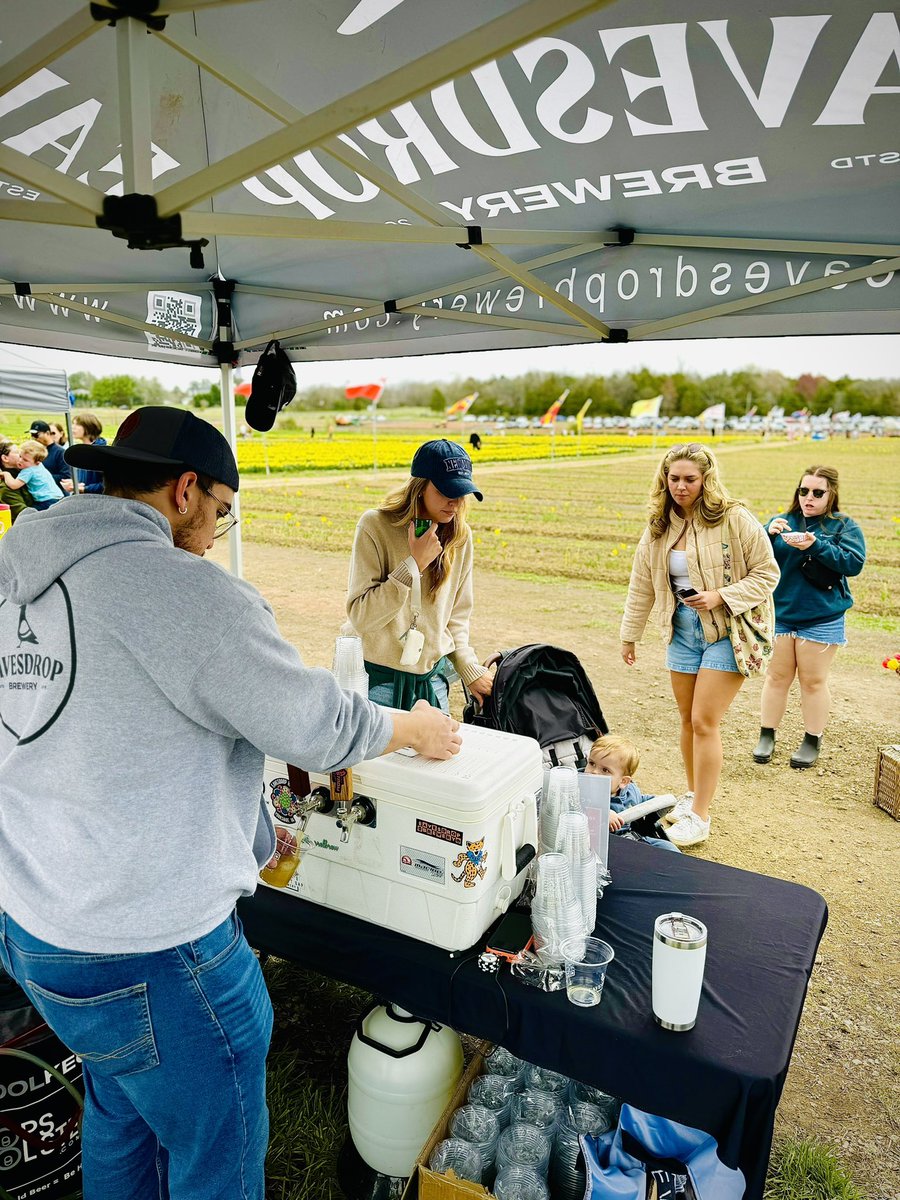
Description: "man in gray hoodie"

(0, 407), (460, 1200)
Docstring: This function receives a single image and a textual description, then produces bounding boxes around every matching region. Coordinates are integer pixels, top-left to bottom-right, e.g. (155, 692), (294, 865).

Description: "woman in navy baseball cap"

(345, 441), (491, 712)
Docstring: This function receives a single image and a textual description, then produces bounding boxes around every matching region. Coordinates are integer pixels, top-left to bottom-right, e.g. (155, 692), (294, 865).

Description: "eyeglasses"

(201, 485), (239, 539)
(798, 487), (827, 498)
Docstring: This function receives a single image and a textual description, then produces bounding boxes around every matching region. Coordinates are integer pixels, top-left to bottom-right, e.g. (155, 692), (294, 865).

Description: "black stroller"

(464, 643), (673, 843)
(463, 643), (607, 770)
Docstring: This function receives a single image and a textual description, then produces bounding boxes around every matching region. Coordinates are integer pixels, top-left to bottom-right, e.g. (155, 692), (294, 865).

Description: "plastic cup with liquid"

(494, 1164), (550, 1200)
(259, 824), (302, 888)
(496, 1121), (551, 1177)
(560, 936), (615, 1008)
(428, 1137), (484, 1183)
(448, 1104), (500, 1169)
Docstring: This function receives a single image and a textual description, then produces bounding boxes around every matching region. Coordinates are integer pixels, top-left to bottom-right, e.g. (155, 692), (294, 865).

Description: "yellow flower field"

(236, 432), (748, 473)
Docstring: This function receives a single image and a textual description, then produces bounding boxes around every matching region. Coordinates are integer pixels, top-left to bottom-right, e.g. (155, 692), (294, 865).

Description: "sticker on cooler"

(399, 846), (446, 885)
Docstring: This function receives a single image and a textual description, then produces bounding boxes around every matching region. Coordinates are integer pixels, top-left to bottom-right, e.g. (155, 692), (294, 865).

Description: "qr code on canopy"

(145, 291), (203, 352)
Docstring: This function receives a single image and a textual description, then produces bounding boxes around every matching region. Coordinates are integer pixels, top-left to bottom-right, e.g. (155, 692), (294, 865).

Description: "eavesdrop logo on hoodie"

(0, 582), (76, 745)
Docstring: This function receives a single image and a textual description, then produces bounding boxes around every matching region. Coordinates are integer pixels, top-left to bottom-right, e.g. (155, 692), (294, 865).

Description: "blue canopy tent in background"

(0, 0), (897, 574)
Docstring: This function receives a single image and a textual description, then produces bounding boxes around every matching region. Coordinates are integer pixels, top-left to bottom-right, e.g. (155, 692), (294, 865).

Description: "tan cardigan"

(620, 505), (779, 646)
(345, 509), (487, 685)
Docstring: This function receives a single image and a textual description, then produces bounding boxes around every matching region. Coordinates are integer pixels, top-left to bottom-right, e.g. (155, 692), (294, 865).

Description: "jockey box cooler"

(260, 722), (542, 952)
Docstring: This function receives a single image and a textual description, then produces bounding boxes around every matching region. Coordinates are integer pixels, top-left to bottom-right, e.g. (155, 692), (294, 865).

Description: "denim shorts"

(774, 613), (846, 646)
(666, 602), (740, 674)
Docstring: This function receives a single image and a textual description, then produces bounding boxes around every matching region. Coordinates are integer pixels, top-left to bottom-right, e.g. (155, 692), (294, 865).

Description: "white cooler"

(261, 722), (542, 951)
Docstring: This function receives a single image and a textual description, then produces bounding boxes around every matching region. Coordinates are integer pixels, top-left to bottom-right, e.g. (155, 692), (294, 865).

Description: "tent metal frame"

(2, 0), (898, 573)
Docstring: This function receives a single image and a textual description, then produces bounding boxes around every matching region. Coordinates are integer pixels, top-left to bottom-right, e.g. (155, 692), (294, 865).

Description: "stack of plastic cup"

(468, 1074), (517, 1129)
(539, 766), (580, 853)
(531, 854), (586, 960)
(511, 1089), (563, 1141)
(566, 1080), (620, 1129)
(521, 1064), (569, 1098)
(448, 1104), (501, 1172)
(484, 1045), (526, 1085)
(554, 811), (597, 935)
(495, 1122), (551, 1178)
(331, 635), (369, 697)
(550, 1100), (612, 1200)
(428, 1137), (484, 1183)
(493, 1165), (549, 1200)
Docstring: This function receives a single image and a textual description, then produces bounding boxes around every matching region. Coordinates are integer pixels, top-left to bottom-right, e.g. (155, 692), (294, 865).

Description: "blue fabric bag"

(582, 1104), (745, 1199)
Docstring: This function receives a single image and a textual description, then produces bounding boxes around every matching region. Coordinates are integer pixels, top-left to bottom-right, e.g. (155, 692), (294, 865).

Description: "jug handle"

(354, 1002), (441, 1059)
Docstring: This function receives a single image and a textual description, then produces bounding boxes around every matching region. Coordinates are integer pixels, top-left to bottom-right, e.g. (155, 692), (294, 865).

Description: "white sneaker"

(666, 811), (711, 848)
(660, 791), (694, 825)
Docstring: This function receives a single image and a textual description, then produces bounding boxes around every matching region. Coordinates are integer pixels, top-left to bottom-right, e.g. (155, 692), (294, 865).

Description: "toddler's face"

(18, 451), (36, 467)
(586, 751), (628, 794)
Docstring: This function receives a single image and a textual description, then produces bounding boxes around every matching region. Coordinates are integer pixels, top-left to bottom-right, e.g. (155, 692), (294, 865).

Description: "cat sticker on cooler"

(451, 837), (488, 888)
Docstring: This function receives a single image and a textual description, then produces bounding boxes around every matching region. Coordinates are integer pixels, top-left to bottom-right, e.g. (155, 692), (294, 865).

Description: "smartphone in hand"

(414, 518), (432, 537)
(676, 586), (699, 599)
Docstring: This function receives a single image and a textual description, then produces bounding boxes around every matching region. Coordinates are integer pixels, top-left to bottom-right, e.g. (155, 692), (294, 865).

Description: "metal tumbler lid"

(654, 912), (707, 949)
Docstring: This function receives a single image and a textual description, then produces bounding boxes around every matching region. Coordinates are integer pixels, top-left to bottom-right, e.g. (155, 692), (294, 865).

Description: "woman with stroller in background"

(620, 444), (779, 847)
(346, 439), (493, 714)
(752, 465), (866, 770)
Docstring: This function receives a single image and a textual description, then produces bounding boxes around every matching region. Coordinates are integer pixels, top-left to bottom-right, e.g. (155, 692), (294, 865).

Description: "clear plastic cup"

(554, 811), (591, 860)
(448, 1104), (500, 1168)
(566, 1080), (620, 1126)
(560, 936), (615, 1008)
(540, 766), (580, 852)
(332, 635), (365, 685)
(428, 1137), (484, 1183)
(522, 1064), (569, 1096)
(496, 1121), (551, 1176)
(468, 1074), (515, 1128)
(494, 1164), (550, 1200)
(485, 1045), (526, 1082)
(512, 1088), (563, 1135)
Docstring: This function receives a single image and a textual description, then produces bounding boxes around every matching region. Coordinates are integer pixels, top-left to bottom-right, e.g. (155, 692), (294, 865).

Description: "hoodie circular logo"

(0, 581), (76, 746)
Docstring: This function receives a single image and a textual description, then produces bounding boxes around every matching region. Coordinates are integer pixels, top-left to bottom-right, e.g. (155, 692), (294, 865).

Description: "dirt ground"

(214, 531), (899, 1195)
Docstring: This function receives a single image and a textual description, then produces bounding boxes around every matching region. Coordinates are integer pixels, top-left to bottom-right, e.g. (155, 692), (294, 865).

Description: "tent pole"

(219, 361), (243, 579)
(64, 402), (78, 493)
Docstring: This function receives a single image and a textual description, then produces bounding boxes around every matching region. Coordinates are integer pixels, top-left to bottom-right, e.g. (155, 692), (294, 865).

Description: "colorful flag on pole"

(699, 402), (726, 425)
(345, 380), (385, 403)
(575, 398), (592, 435)
(446, 392), (478, 417)
(539, 389), (569, 426)
(630, 395), (662, 418)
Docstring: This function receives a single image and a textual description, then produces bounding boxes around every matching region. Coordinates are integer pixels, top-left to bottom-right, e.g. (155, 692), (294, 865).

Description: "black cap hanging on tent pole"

(246, 341), (297, 432)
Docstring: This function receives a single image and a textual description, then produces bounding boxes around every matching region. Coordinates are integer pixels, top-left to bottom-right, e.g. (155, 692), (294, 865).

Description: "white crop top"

(669, 549), (691, 592)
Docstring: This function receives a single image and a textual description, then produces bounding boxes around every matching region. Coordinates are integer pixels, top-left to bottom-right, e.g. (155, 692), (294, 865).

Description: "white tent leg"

(219, 361), (243, 579)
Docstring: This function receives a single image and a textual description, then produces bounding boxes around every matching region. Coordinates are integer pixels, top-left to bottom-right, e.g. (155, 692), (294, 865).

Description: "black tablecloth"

(238, 837), (827, 1200)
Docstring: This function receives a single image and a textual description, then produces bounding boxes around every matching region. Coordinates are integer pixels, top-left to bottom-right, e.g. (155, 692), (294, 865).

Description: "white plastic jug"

(347, 1002), (464, 1177)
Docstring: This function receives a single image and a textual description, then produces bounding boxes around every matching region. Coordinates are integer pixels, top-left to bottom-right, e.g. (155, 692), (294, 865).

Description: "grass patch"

(764, 1139), (868, 1200)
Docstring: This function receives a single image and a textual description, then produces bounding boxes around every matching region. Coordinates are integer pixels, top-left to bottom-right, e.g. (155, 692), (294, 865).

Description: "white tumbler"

(651, 912), (708, 1031)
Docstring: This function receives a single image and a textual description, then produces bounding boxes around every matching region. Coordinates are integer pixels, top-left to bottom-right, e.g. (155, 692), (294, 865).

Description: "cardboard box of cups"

(401, 1042), (621, 1200)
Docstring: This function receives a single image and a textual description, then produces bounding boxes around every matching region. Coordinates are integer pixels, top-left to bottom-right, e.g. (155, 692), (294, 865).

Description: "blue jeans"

(0, 909), (273, 1200)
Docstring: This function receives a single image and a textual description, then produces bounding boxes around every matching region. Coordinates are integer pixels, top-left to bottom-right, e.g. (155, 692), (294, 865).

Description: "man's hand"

(385, 699), (462, 760)
(468, 673), (493, 704)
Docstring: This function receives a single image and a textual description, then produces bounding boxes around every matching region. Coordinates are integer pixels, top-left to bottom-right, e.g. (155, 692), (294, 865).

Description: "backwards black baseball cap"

(65, 407), (239, 492)
(410, 439), (482, 501)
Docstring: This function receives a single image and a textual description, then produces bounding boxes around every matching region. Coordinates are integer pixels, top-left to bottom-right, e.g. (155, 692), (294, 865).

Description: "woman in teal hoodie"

(752, 464), (866, 769)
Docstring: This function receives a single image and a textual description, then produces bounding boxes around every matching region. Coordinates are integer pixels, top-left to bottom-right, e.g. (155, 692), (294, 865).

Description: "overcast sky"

(1, 334), (897, 394)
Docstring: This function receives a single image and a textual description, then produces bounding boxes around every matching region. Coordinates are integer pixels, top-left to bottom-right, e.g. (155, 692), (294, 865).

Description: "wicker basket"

(873, 745), (900, 820)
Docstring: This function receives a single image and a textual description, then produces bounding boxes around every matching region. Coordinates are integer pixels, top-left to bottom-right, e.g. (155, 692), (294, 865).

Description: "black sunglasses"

(798, 487), (827, 498)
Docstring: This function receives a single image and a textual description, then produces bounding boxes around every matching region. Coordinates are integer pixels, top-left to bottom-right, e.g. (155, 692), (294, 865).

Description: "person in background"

(620, 443), (779, 848)
(346, 439), (493, 713)
(753, 465), (866, 769)
(0, 406), (460, 1200)
(0, 441), (35, 522)
(69, 412), (107, 494)
(25, 419), (69, 488)
(49, 421), (68, 448)
(1, 440), (64, 510)
(586, 734), (680, 852)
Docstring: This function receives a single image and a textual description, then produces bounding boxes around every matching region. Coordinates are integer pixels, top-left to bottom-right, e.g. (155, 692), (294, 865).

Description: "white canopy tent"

(1, 0), (898, 573)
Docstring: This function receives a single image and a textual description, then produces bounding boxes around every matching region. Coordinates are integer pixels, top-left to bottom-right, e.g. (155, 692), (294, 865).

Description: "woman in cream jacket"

(620, 443), (778, 847)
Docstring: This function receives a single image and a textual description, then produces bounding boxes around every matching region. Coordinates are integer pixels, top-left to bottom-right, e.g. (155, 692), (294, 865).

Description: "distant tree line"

(69, 367), (898, 418)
